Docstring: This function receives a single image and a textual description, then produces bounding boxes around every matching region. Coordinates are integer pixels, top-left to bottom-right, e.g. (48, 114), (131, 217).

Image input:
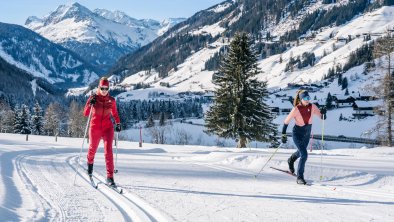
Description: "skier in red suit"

(84, 77), (121, 186)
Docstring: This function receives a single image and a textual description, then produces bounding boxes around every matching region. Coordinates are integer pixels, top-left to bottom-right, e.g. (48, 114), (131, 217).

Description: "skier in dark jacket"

(84, 77), (121, 186)
(281, 90), (327, 184)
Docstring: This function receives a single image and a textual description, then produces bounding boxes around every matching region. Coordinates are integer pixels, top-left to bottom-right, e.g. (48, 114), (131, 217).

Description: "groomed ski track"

(1, 146), (170, 222)
(181, 159), (394, 200)
(1, 134), (393, 221)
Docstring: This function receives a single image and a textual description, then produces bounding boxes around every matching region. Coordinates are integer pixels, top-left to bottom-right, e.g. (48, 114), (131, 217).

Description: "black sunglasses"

(100, 87), (109, 91)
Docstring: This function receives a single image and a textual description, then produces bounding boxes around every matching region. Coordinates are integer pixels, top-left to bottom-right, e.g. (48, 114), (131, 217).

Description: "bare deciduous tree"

(372, 32), (394, 146)
(68, 101), (86, 137)
(44, 103), (62, 136)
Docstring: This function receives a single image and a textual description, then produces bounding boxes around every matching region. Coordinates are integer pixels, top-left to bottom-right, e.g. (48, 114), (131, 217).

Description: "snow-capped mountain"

(93, 9), (160, 30)
(158, 18), (187, 36)
(94, 9), (186, 38)
(108, 0), (394, 96)
(0, 22), (99, 88)
(25, 3), (185, 73)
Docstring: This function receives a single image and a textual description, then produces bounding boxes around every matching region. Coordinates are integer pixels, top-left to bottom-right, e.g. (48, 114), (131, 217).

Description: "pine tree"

(338, 73), (343, 86)
(14, 104), (31, 134)
(159, 112), (166, 126)
(146, 114), (154, 128)
(13, 105), (22, 133)
(345, 88), (349, 96)
(205, 32), (276, 148)
(342, 77), (348, 90)
(326, 92), (333, 109)
(31, 101), (44, 135)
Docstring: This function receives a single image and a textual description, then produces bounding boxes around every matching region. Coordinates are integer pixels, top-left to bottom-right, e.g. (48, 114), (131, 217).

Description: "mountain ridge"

(25, 2), (185, 73)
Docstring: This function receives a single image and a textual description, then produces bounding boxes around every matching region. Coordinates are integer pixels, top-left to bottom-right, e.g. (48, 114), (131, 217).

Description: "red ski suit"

(84, 94), (120, 178)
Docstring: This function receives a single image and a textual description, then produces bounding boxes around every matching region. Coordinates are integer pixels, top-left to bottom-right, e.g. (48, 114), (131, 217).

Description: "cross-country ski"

(270, 167), (313, 186)
(88, 175), (98, 189)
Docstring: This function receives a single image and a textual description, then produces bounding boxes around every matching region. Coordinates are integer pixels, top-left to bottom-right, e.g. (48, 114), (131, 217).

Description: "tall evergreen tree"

(159, 112), (166, 126)
(13, 105), (22, 133)
(14, 104), (31, 134)
(31, 101), (44, 135)
(326, 92), (333, 109)
(146, 114), (154, 128)
(338, 73), (343, 86)
(342, 77), (348, 90)
(205, 32), (276, 148)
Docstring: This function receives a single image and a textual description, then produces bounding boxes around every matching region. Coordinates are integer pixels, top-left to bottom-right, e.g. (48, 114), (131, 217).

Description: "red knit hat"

(99, 78), (109, 87)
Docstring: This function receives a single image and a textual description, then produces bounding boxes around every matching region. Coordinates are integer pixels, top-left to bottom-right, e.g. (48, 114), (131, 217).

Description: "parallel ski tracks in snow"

(10, 148), (169, 222)
(14, 152), (108, 221)
(68, 156), (171, 222)
(179, 159), (394, 201)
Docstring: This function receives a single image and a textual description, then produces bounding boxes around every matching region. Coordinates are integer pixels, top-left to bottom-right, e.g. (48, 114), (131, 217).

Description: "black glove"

(281, 124), (288, 144)
(89, 95), (97, 105)
(281, 134), (287, 144)
(320, 107), (327, 120)
(115, 123), (121, 132)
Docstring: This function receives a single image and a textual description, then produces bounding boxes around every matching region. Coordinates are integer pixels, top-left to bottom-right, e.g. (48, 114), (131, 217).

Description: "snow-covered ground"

(1, 133), (393, 221)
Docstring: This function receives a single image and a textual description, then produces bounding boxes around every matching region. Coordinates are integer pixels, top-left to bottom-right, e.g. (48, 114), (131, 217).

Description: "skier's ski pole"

(320, 114), (325, 181)
(254, 143), (282, 179)
(73, 105), (93, 185)
(114, 131), (119, 174)
(310, 131), (314, 152)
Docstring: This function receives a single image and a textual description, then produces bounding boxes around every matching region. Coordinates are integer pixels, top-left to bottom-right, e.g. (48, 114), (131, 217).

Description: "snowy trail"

(0, 143), (167, 222)
(68, 156), (171, 222)
(1, 134), (394, 221)
(0, 148), (128, 221)
(186, 159), (394, 200)
(113, 151), (394, 222)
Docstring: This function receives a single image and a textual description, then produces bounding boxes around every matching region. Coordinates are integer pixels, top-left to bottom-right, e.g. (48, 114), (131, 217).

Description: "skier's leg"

(296, 142), (308, 179)
(103, 128), (115, 180)
(292, 125), (311, 180)
(87, 128), (101, 165)
(294, 125), (311, 179)
(287, 152), (298, 174)
(290, 128), (301, 175)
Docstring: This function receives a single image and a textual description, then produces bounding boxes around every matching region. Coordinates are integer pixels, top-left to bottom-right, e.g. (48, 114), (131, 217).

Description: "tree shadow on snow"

(132, 185), (394, 206)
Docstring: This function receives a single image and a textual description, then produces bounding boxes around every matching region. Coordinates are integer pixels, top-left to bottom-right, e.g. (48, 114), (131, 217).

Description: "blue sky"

(0, 0), (224, 25)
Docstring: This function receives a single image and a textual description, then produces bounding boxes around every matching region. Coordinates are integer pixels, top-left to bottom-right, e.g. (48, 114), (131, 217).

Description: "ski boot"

(287, 154), (297, 174)
(296, 177), (307, 185)
(87, 163), (93, 176)
(106, 177), (116, 187)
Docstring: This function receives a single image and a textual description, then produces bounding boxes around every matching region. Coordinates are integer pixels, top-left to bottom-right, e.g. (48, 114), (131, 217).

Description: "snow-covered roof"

(334, 95), (354, 101)
(272, 101), (293, 109)
(354, 100), (382, 108)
